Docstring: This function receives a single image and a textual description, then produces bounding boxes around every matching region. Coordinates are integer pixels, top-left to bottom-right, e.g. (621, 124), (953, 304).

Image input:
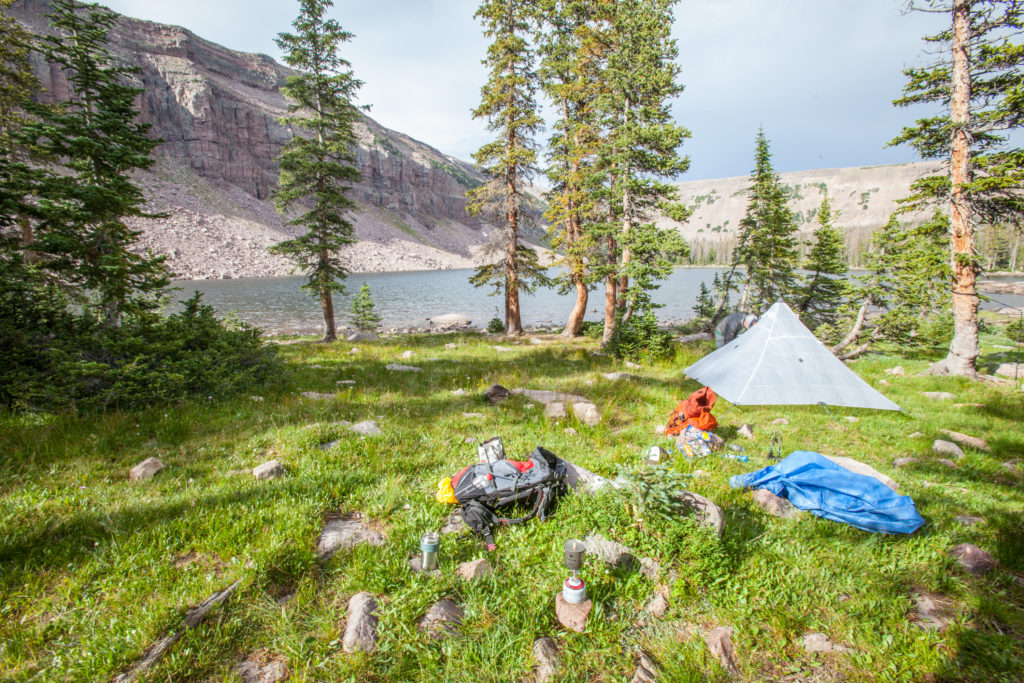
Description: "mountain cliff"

(9, 0), (494, 279)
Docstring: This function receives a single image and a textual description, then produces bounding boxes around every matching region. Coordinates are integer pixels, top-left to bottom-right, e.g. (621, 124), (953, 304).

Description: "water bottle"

(721, 452), (749, 463)
(420, 531), (440, 570)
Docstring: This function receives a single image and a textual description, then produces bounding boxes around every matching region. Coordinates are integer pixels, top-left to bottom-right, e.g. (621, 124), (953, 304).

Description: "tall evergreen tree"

(593, 0), (690, 345)
(468, 0), (545, 336)
(350, 281), (381, 332)
(0, 0), (38, 245)
(732, 128), (799, 313)
(796, 191), (847, 328)
(16, 0), (167, 324)
(537, 0), (603, 338)
(891, 0), (1024, 376)
(270, 0), (362, 342)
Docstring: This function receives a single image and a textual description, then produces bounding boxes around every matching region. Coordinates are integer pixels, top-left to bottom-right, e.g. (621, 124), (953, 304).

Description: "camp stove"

(562, 539), (587, 604)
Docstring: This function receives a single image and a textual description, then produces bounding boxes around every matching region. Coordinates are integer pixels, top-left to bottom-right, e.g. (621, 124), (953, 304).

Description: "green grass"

(0, 332), (1022, 681)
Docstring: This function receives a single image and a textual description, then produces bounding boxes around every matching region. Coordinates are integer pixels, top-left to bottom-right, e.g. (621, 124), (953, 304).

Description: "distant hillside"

(661, 162), (943, 265)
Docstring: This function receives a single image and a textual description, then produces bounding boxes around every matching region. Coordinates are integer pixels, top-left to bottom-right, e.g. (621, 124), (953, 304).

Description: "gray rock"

(877, 378), (890, 386)
(937, 458), (958, 468)
(349, 420), (382, 436)
(386, 363), (421, 372)
(625, 360), (641, 369)
(456, 558), (492, 581)
(451, 388), (466, 396)
(738, 423), (755, 439)
(130, 457), (164, 480)
(772, 418), (789, 425)
(752, 489), (798, 518)
(532, 637), (561, 683)
(301, 391), (335, 400)
(909, 432), (924, 438)
(317, 516), (385, 559)
(562, 460), (613, 492)
(630, 650), (662, 683)
(342, 592), (379, 653)
(253, 460), (285, 480)
(922, 391), (957, 400)
(428, 313), (471, 328)
(676, 490), (726, 536)
(346, 331), (378, 342)
(939, 430), (990, 452)
(912, 591), (954, 632)
(584, 533), (638, 570)
(400, 350), (414, 359)
(646, 590), (669, 619)
(461, 412), (485, 419)
(572, 402), (602, 426)
(484, 383), (511, 404)
(703, 626), (740, 676)
(544, 402), (567, 420)
(933, 439), (966, 459)
(237, 658), (288, 683)
(893, 457), (919, 467)
(950, 543), (996, 574)
(418, 598), (463, 638)
(603, 372), (635, 381)
(995, 362), (1023, 378)
(955, 515), (984, 526)
(801, 632), (850, 653)
(885, 365), (906, 376)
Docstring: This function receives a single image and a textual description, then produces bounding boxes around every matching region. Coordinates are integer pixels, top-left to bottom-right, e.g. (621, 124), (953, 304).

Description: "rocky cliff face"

(10, 0), (492, 278)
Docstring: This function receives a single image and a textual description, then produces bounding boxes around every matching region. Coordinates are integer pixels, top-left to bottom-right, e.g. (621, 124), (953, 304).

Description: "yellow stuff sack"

(436, 477), (457, 505)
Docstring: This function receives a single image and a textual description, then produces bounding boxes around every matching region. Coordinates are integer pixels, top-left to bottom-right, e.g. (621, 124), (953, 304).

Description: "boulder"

(908, 432), (924, 438)
(676, 491), (726, 536)
(703, 626), (740, 676)
(554, 592), (592, 633)
(346, 331), (377, 342)
(922, 391), (957, 400)
(572, 402), (601, 426)
(933, 440), (966, 459)
(877, 379), (890, 386)
(584, 533), (638, 570)
(937, 458), (958, 468)
(822, 455), (899, 491)
(630, 650), (662, 683)
(562, 460), (613, 492)
(752, 489), (798, 518)
(428, 313), (471, 329)
(456, 558), (492, 581)
(884, 365), (906, 376)
(237, 657), (288, 683)
(350, 420), (382, 436)
(418, 598), (463, 638)
(939, 430), (990, 452)
(995, 362), (1022, 379)
(603, 372), (635, 381)
(772, 418), (789, 425)
(532, 637), (561, 683)
(301, 391), (335, 400)
(801, 632), (851, 653)
(400, 350), (414, 359)
(645, 590), (669, 619)
(342, 592), (379, 653)
(893, 457), (918, 467)
(738, 424), (755, 439)
(130, 457), (164, 480)
(950, 543), (996, 575)
(317, 516), (385, 559)
(543, 402), (567, 420)
(386, 363), (421, 372)
(484, 383), (511, 404)
(253, 460), (285, 480)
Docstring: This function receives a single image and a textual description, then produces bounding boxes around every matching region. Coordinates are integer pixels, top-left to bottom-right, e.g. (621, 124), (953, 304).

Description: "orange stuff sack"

(664, 386), (718, 435)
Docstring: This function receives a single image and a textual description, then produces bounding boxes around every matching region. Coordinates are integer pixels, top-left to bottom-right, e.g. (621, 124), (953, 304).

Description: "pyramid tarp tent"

(684, 301), (900, 410)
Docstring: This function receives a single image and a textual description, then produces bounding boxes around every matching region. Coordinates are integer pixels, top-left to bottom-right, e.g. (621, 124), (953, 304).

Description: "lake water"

(170, 268), (1024, 335)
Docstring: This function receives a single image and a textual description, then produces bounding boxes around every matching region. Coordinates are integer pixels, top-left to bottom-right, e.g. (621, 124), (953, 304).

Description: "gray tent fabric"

(684, 301), (900, 410)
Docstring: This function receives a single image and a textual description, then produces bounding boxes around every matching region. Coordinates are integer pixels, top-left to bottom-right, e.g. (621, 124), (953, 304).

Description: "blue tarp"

(729, 451), (925, 534)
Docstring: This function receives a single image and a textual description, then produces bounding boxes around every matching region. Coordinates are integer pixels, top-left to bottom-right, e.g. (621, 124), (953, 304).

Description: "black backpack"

(450, 446), (567, 549)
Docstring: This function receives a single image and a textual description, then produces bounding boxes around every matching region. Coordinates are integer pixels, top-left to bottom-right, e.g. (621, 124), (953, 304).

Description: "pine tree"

(468, 0), (545, 336)
(593, 0), (690, 346)
(796, 191), (847, 328)
(0, 0), (38, 247)
(350, 282), (381, 332)
(16, 0), (167, 324)
(733, 129), (799, 313)
(270, 0), (362, 342)
(537, 0), (602, 338)
(891, 0), (1024, 376)
(692, 281), (715, 321)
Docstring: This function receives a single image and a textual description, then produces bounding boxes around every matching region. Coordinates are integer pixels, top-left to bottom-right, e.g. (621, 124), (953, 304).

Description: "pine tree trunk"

(505, 161), (523, 336)
(932, 0), (979, 377)
(18, 216), (36, 263)
(602, 233), (617, 345)
(561, 204), (588, 338)
(617, 101), (632, 316)
(319, 245), (336, 342)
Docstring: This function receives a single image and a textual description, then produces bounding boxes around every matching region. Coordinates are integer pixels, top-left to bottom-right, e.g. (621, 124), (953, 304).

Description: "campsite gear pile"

(665, 386), (718, 434)
(730, 451), (925, 534)
(436, 437), (567, 549)
(562, 539), (587, 604)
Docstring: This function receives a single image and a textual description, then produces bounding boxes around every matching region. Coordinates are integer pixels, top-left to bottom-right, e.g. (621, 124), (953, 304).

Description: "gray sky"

(101, 0), (948, 181)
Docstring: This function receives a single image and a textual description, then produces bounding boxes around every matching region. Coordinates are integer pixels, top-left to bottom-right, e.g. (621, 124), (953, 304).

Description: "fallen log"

(676, 332), (713, 344)
(113, 579), (241, 682)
